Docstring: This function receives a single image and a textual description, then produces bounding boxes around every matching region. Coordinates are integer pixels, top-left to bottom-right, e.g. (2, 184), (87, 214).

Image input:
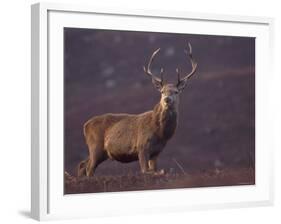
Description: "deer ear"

(152, 78), (163, 91)
(177, 80), (187, 92)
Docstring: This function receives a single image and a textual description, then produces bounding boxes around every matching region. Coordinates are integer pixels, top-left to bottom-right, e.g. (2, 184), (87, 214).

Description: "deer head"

(143, 42), (198, 109)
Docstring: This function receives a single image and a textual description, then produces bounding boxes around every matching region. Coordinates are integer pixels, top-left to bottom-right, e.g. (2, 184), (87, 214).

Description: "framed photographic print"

(31, 2), (274, 221)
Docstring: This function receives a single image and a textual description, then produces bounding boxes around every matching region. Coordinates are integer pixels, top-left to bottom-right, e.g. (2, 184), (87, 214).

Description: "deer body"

(77, 43), (197, 177)
(102, 106), (176, 163)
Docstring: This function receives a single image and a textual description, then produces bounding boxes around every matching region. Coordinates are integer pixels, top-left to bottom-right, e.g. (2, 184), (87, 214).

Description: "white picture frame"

(31, 2), (274, 221)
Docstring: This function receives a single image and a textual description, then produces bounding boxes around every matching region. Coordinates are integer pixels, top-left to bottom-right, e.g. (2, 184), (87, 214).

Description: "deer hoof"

(153, 169), (165, 176)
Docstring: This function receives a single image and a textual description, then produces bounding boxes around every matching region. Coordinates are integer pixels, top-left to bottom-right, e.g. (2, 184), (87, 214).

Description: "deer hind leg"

(77, 158), (89, 177)
(86, 143), (107, 177)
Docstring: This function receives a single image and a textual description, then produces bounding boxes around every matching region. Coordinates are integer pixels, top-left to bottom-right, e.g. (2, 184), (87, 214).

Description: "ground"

(65, 168), (254, 194)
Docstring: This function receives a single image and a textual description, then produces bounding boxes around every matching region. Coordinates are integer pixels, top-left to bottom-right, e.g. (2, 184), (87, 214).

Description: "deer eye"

(175, 90), (179, 94)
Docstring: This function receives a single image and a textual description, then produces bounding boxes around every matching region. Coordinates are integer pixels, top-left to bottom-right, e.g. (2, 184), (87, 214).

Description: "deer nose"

(164, 97), (172, 104)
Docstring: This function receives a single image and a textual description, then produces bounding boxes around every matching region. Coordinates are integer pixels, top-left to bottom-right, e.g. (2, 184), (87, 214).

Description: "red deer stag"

(77, 43), (198, 177)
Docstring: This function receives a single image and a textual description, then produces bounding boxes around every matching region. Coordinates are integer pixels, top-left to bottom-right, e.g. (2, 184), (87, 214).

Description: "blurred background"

(64, 28), (255, 177)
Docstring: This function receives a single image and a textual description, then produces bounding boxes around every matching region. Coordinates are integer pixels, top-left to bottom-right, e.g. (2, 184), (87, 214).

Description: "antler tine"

(177, 42), (198, 84)
(143, 48), (163, 84)
(176, 68), (180, 84)
(160, 68), (164, 84)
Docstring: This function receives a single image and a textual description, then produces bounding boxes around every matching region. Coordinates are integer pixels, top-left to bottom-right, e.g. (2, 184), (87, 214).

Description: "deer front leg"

(138, 150), (149, 174)
(148, 158), (157, 172)
(149, 157), (165, 175)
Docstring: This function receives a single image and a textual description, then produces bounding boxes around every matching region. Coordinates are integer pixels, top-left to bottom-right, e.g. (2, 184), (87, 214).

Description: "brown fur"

(78, 99), (178, 177)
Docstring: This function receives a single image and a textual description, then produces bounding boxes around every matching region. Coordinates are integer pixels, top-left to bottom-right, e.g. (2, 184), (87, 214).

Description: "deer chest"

(147, 137), (166, 158)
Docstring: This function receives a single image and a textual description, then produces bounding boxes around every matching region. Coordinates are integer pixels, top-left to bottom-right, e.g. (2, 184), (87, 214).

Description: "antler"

(143, 48), (164, 86)
(176, 42), (198, 88)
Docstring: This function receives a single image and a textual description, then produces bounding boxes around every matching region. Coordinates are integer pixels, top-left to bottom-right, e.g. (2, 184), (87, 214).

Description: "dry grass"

(64, 168), (254, 194)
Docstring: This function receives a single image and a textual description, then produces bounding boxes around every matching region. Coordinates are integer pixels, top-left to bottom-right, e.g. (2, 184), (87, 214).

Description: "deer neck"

(152, 102), (178, 141)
